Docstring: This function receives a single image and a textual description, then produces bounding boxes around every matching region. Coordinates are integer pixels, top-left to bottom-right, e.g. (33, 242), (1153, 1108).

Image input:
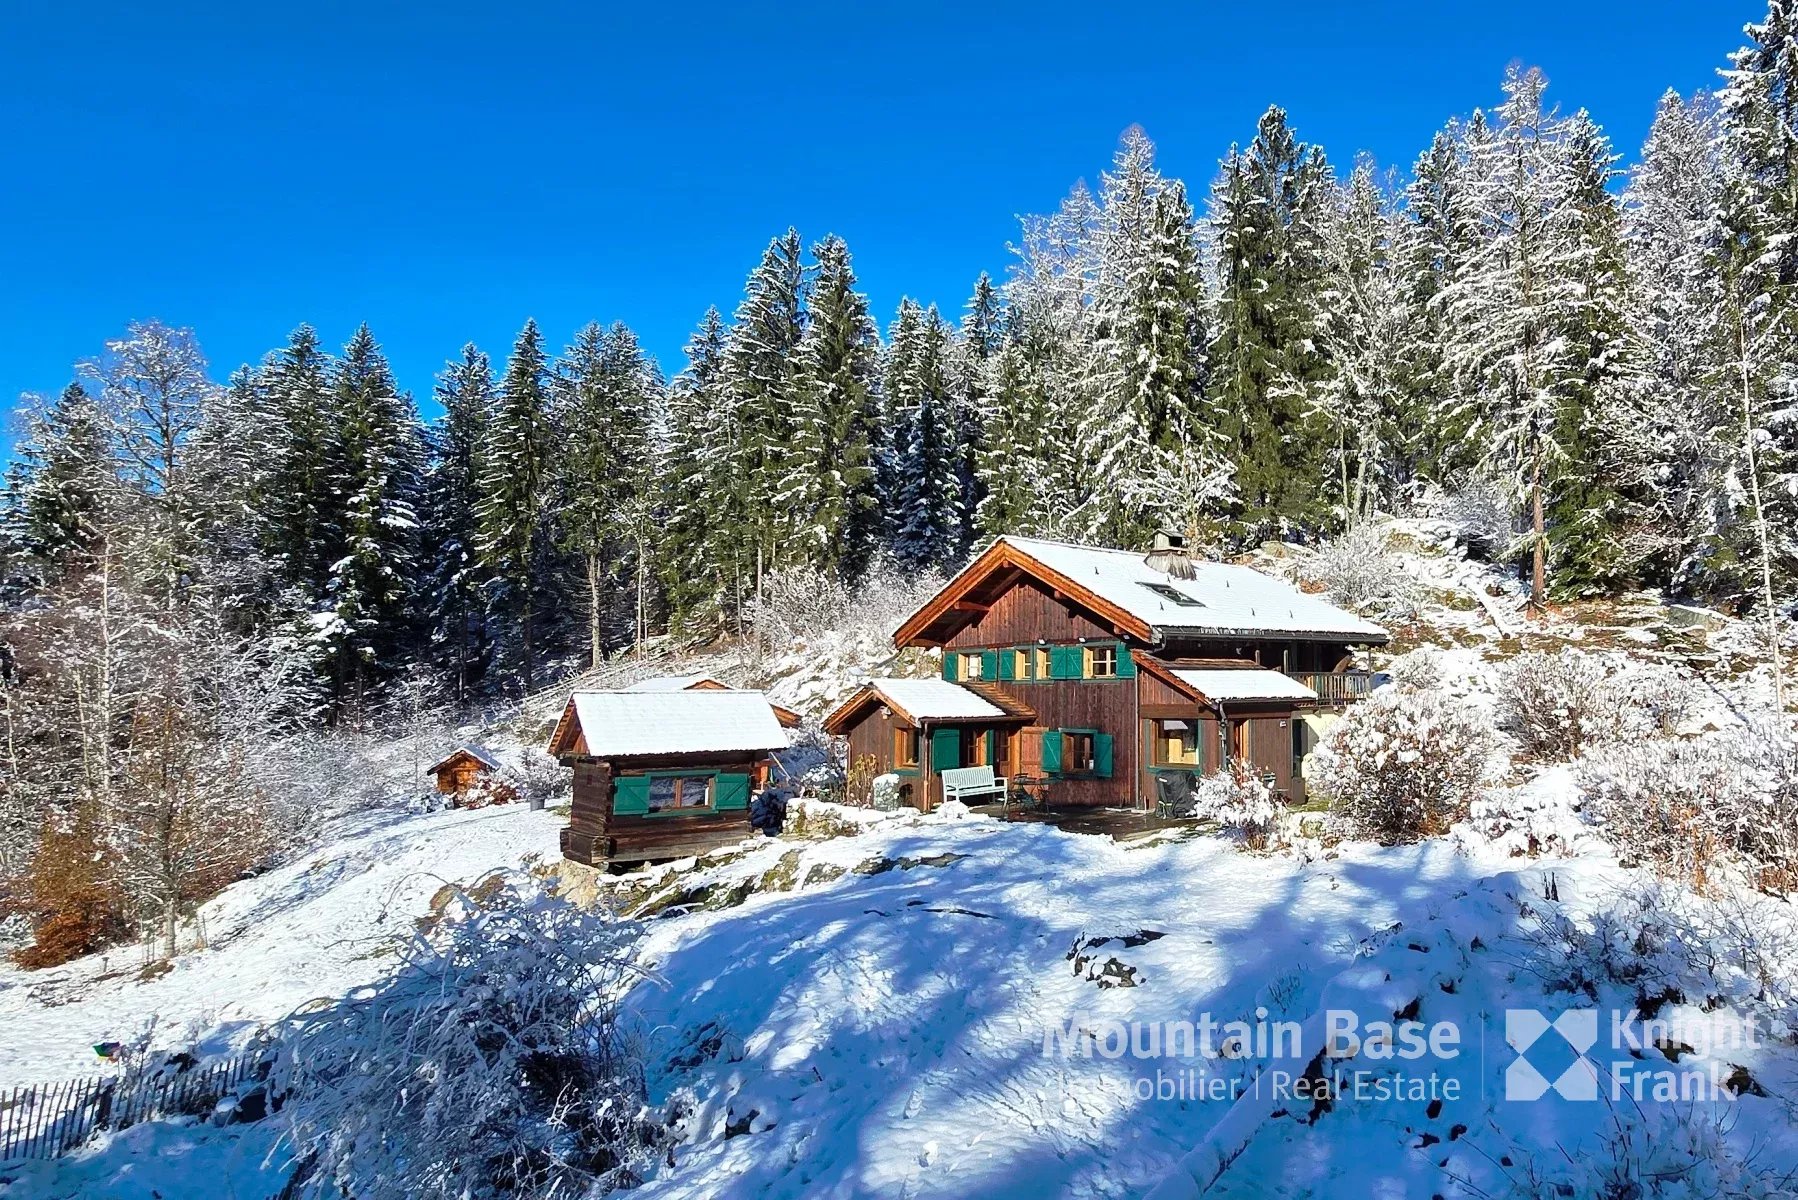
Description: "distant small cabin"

(622, 673), (803, 728)
(427, 745), (517, 806)
(547, 690), (790, 868)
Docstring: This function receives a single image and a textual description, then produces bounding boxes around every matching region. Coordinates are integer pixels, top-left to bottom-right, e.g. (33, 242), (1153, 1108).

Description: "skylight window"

(1140, 581), (1202, 606)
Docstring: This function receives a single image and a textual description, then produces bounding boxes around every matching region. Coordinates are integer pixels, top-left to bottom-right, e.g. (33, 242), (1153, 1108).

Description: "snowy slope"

(0, 804), (565, 1086)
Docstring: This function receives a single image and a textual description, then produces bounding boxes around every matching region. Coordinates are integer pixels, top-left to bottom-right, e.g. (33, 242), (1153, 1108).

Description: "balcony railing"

(1292, 670), (1378, 705)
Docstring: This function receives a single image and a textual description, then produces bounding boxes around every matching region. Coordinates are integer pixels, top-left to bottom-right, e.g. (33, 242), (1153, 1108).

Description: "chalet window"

(961, 651), (985, 680)
(1064, 730), (1096, 773)
(1009, 649), (1031, 679)
(1085, 645), (1117, 678)
(1033, 646), (1052, 678)
(647, 773), (713, 812)
(894, 726), (920, 768)
(1155, 719), (1200, 767)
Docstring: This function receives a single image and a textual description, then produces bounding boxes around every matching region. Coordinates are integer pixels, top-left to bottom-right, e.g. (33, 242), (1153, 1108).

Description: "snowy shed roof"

(550, 691), (789, 759)
(428, 743), (503, 775)
(998, 536), (1388, 642)
(622, 673), (727, 693)
(1170, 668), (1319, 703)
(822, 678), (1034, 734)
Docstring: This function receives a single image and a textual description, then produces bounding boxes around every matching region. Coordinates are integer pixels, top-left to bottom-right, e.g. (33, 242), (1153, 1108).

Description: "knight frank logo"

(1505, 1008), (1600, 1101)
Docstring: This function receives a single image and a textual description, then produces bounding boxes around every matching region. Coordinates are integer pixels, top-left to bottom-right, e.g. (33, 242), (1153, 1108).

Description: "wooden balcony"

(1291, 670), (1378, 706)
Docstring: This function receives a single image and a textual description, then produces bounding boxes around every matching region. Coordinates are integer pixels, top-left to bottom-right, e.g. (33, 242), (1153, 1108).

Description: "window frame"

(645, 771), (716, 814)
(1085, 644), (1118, 679)
(961, 651), (985, 680)
(1152, 718), (1201, 767)
(1063, 729), (1097, 774)
(894, 725), (920, 769)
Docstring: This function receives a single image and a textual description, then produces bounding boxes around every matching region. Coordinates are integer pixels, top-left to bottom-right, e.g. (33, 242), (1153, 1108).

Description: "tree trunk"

(521, 594), (535, 695)
(586, 550), (604, 670)
(1739, 318), (1787, 712)
(1530, 444), (1546, 614)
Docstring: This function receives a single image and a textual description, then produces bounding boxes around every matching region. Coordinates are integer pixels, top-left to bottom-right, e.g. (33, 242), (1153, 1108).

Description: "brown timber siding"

(559, 751), (764, 867)
(944, 577), (1123, 648)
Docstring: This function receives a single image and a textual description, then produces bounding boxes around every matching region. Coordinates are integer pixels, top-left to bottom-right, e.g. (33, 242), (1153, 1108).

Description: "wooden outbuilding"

(427, 744), (518, 806)
(826, 533), (1389, 812)
(547, 690), (790, 868)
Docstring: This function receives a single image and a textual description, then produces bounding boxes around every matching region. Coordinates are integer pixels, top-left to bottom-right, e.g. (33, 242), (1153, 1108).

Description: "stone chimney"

(1144, 529), (1196, 580)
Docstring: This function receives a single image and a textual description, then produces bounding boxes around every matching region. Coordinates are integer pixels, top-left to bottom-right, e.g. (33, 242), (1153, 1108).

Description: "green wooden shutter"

(942, 652), (959, 682)
(931, 728), (961, 772)
(997, 649), (1016, 681)
(983, 729), (996, 765)
(1093, 733), (1114, 778)
(713, 773), (750, 811)
(1115, 644), (1136, 678)
(1041, 729), (1063, 774)
(1050, 646), (1079, 679)
(612, 775), (649, 816)
(980, 650), (999, 681)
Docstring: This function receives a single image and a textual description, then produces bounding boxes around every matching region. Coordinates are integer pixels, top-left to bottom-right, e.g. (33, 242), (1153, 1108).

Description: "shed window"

(1155, 719), (1201, 766)
(647, 774), (713, 812)
(894, 726), (920, 768)
(1085, 645), (1117, 678)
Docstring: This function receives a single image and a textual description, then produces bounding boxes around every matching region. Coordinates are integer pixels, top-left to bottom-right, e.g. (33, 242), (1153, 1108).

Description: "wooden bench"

(940, 765), (1008, 805)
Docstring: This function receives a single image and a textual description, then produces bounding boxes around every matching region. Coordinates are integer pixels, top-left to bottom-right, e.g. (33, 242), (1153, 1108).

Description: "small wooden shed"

(547, 690), (790, 868)
(427, 744), (518, 806)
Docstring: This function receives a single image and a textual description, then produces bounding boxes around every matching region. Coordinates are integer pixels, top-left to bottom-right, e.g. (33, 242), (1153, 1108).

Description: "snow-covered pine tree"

(947, 273), (1002, 556)
(553, 321), (658, 667)
(659, 308), (741, 635)
(887, 300), (965, 566)
(972, 331), (1050, 538)
(9, 382), (112, 577)
(1311, 158), (1409, 524)
(258, 325), (340, 595)
(1618, 91), (1731, 592)
(1715, 0), (1798, 702)
(421, 344), (495, 703)
(477, 319), (556, 693)
(1435, 67), (1592, 607)
(796, 235), (883, 578)
(1206, 108), (1333, 538)
(722, 230), (807, 593)
(1402, 120), (1487, 485)
(323, 324), (423, 721)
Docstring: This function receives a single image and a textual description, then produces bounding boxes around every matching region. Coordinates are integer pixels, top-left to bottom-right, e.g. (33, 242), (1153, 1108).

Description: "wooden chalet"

(622, 673), (803, 728)
(427, 744), (518, 806)
(548, 689), (789, 868)
(823, 533), (1388, 811)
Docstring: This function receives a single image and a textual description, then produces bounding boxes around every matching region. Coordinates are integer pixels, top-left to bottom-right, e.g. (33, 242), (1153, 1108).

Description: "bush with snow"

(276, 872), (657, 1199)
(1312, 686), (1499, 843)
(1187, 764), (1284, 847)
(1580, 722), (1798, 895)
(1295, 521), (1419, 621)
(1496, 647), (1697, 762)
(1433, 475), (1518, 560)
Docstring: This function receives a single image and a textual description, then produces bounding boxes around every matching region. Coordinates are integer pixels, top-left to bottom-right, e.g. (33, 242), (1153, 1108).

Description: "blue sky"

(0, 1), (1757, 420)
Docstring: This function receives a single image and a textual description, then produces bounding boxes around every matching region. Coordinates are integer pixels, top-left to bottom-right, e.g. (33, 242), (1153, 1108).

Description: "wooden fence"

(0, 1052), (266, 1162)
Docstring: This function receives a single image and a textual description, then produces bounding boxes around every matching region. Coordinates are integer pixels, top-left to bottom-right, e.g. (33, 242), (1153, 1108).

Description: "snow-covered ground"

(0, 803), (566, 1086)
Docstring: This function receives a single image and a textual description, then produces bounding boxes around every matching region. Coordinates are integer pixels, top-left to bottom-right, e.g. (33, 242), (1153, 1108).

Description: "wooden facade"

(829, 538), (1386, 812)
(427, 747), (517, 806)
(547, 691), (787, 869)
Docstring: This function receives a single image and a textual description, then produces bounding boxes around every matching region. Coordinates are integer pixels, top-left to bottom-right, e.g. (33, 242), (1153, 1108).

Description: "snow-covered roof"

(997, 535), (1388, 642)
(869, 678), (1006, 721)
(622, 673), (725, 693)
(1170, 668), (1319, 703)
(428, 743), (502, 774)
(563, 691), (789, 758)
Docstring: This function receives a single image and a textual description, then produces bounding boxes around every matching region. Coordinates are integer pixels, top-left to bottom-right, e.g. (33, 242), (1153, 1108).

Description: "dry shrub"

(1496, 648), (1697, 762)
(13, 806), (128, 969)
(1312, 686), (1499, 843)
(843, 753), (879, 808)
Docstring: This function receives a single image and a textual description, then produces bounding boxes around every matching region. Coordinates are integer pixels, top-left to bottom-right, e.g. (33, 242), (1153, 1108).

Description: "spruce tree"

(477, 319), (556, 693)
(11, 382), (112, 576)
(553, 321), (658, 667)
(660, 308), (739, 634)
(887, 301), (964, 566)
(797, 236), (883, 578)
(422, 344), (496, 702)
